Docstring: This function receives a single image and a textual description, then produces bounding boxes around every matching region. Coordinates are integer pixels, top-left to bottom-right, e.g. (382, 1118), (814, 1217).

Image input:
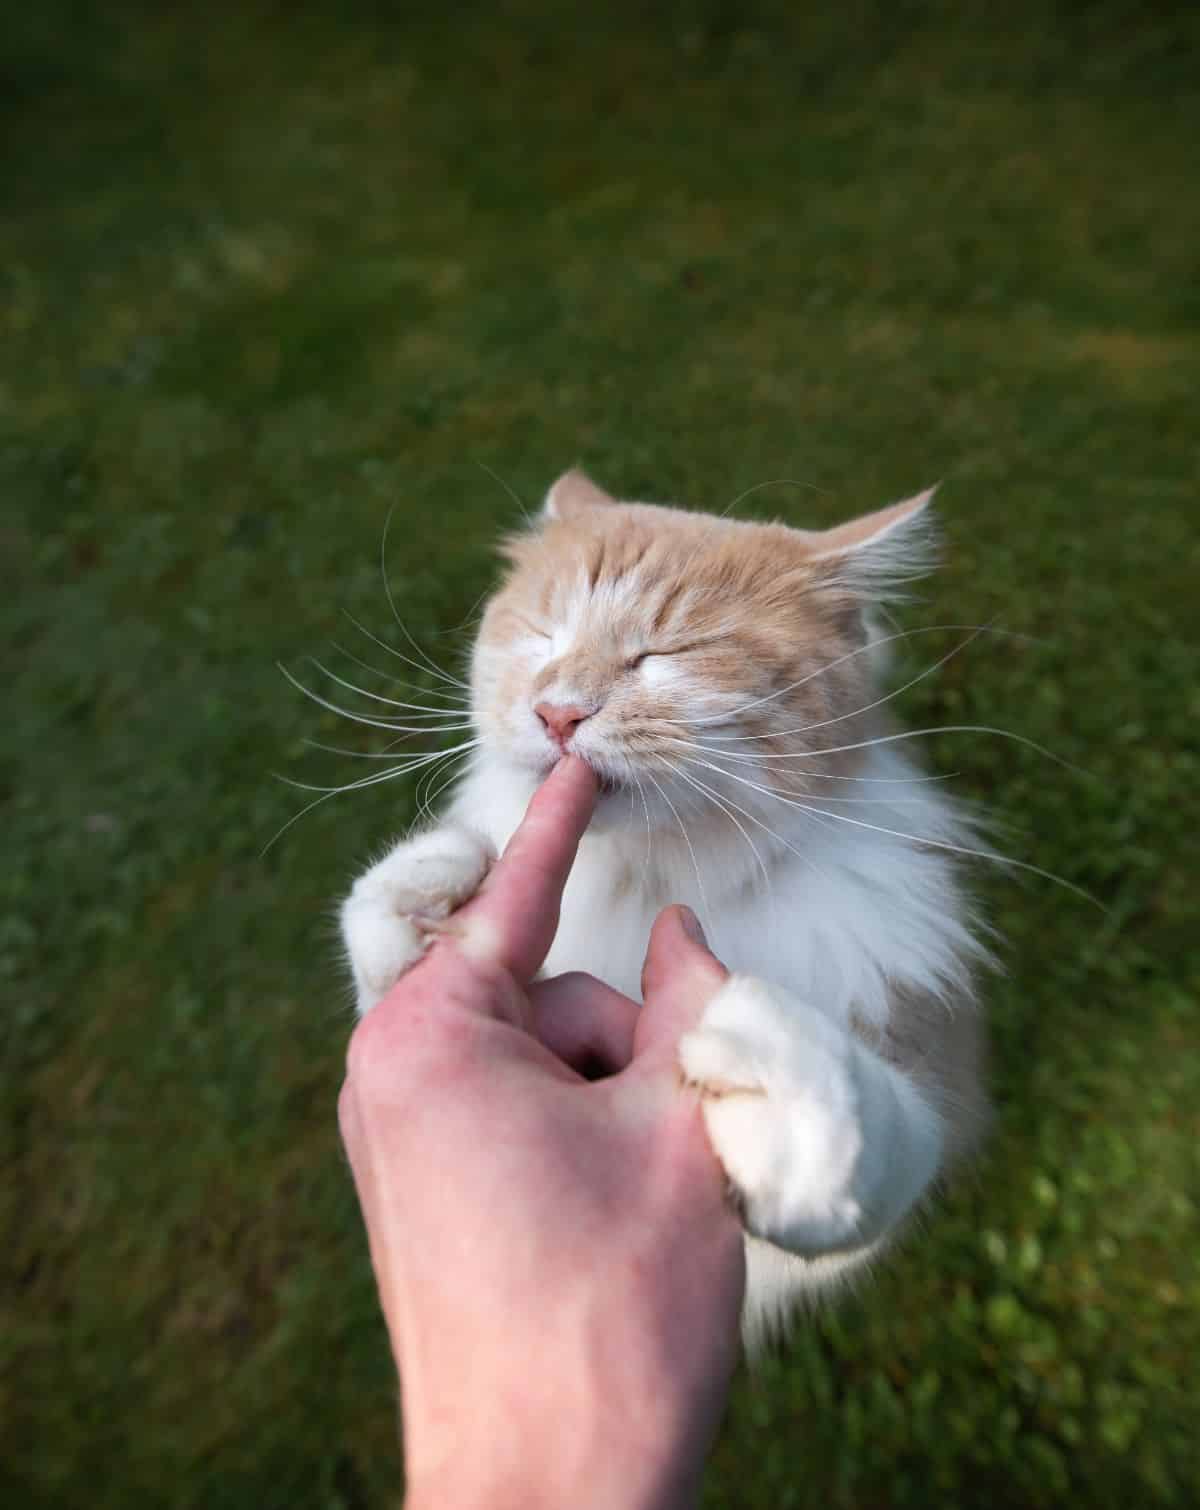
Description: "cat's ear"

(543, 469), (616, 521)
(806, 486), (939, 599)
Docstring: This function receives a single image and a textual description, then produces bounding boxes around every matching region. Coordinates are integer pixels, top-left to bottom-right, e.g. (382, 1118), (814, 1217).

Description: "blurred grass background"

(2, 1), (1198, 1504)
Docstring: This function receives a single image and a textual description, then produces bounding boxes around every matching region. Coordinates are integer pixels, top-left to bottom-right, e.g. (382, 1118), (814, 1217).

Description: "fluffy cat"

(340, 469), (989, 1343)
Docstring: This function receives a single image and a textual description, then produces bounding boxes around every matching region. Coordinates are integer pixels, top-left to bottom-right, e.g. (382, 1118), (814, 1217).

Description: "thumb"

(633, 905), (728, 1060)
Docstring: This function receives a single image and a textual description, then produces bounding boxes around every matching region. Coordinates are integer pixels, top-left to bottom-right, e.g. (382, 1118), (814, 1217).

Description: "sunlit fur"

(343, 470), (990, 1343)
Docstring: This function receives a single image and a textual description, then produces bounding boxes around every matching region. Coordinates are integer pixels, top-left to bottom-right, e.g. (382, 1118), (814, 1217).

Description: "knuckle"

(344, 957), (498, 1097)
(344, 1003), (409, 1090)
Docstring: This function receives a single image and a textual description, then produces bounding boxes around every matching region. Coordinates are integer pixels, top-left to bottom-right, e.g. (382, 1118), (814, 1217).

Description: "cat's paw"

(341, 826), (495, 1014)
(679, 977), (868, 1256)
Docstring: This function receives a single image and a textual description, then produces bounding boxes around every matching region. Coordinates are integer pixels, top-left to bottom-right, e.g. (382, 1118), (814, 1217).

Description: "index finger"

(450, 755), (598, 982)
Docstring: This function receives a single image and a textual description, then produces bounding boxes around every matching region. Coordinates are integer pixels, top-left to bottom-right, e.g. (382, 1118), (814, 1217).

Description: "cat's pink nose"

(534, 701), (593, 747)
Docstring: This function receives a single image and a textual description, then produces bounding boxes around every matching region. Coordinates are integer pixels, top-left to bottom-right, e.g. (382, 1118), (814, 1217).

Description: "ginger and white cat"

(340, 470), (989, 1343)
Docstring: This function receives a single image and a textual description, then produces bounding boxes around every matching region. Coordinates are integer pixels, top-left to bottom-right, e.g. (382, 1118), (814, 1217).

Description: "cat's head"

(471, 470), (937, 827)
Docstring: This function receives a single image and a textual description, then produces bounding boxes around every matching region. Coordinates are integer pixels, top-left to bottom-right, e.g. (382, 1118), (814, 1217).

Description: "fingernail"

(678, 906), (707, 947)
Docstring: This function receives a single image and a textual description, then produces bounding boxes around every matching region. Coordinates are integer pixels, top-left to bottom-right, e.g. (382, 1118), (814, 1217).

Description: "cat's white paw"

(341, 825), (495, 1014)
(679, 977), (868, 1256)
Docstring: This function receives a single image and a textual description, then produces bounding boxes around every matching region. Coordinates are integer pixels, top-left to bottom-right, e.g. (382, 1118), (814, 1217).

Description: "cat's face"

(471, 470), (934, 827)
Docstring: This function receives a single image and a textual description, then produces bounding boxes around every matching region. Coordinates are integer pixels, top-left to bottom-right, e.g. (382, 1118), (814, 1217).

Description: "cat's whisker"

(624, 776), (638, 857)
(658, 624), (939, 726)
(423, 748), (478, 819)
(667, 760), (834, 893)
(744, 624), (992, 745)
(275, 766), (417, 797)
(476, 459), (535, 529)
(342, 604), (467, 691)
(678, 752), (1100, 906)
(260, 742), (479, 856)
(719, 476), (829, 519)
(644, 770), (714, 936)
(430, 586), (492, 639)
(663, 734), (956, 784)
(371, 725), (477, 756)
(276, 741), (481, 795)
(675, 750), (942, 807)
(697, 628), (991, 745)
(330, 638), (469, 703)
(633, 772), (653, 879)
(303, 737), (475, 761)
(261, 787), (354, 855)
(681, 749), (973, 828)
(308, 657), (471, 718)
(415, 744), (474, 825)
(380, 507), (472, 689)
(279, 664), (472, 736)
(660, 623), (1038, 728)
(667, 761), (778, 917)
(692, 724), (1088, 776)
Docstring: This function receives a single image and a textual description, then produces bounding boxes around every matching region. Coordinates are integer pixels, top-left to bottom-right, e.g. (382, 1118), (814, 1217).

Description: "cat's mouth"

(533, 748), (624, 797)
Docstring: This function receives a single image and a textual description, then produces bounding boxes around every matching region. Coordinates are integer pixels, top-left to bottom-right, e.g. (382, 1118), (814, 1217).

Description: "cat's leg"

(678, 977), (943, 1258)
(341, 826), (495, 1015)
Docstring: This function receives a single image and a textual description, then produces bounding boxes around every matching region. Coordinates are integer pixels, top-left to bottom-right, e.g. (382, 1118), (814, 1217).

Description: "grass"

(2, 1), (1198, 1504)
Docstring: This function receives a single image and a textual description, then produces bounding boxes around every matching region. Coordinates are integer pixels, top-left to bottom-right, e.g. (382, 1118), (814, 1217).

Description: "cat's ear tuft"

(543, 469), (615, 521)
(807, 485), (940, 600)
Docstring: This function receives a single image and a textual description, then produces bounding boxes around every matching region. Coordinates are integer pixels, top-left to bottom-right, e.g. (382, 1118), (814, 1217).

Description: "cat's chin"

(581, 782), (638, 834)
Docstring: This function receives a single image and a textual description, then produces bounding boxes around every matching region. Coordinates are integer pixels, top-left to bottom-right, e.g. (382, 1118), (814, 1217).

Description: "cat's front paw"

(341, 826), (495, 1014)
(679, 977), (867, 1256)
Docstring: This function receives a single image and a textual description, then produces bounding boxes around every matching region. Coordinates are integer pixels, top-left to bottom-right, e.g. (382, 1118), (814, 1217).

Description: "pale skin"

(339, 755), (746, 1510)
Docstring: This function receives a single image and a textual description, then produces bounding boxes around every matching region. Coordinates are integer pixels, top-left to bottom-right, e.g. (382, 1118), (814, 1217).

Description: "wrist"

(405, 1448), (699, 1510)
(401, 1379), (706, 1510)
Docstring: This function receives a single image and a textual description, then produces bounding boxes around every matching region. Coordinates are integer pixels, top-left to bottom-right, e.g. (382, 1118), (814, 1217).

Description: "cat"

(340, 469), (990, 1344)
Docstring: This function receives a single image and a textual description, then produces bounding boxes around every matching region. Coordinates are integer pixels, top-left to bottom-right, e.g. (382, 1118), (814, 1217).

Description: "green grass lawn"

(3, 1), (1198, 1504)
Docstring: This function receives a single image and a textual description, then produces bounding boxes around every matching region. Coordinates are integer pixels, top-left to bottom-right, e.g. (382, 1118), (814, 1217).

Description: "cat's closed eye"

(633, 641), (714, 664)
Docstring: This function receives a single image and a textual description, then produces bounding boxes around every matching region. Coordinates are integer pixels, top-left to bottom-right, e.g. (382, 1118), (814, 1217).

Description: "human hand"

(339, 755), (745, 1510)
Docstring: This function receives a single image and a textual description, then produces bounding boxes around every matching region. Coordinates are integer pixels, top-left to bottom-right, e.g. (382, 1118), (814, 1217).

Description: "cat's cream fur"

(341, 470), (989, 1344)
